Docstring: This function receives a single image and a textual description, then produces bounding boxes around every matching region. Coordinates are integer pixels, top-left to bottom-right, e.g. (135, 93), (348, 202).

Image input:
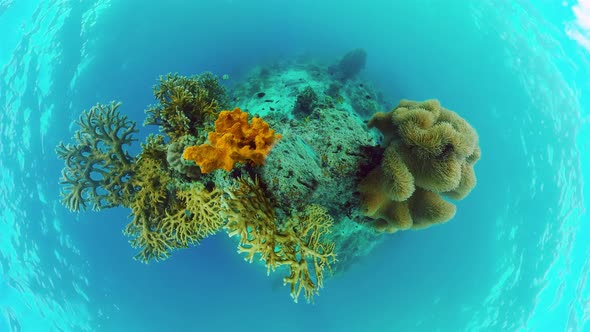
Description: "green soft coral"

(56, 101), (137, 211)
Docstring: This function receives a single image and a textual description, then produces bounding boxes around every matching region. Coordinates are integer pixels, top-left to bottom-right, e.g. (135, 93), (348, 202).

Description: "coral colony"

(57, 50), (480, 303)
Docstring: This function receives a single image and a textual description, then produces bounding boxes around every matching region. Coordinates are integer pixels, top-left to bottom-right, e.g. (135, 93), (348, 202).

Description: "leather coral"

(359, 99), (480, 232)
(183, 107), (282, 173)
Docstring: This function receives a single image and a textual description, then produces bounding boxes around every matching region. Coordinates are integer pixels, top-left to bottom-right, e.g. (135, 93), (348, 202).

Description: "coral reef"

(344, 81), (385, 118)
(183, 107), (282, 173)
(56, 101), (137, 211)
(58, 58), (480, 304)
(359, 99), (480, 232)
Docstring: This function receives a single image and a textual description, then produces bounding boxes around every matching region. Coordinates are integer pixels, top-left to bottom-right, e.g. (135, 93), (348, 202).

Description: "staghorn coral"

(56, 101), (137, 211)
(183, 107), (282, 173)
(139, 134), (168, 164)
(145, 72), (227, 140)
(359, 99), (480, 232)
(222, 176), (336, 303)
(124, 145), (224, 263)
(281, 204), (337, 302)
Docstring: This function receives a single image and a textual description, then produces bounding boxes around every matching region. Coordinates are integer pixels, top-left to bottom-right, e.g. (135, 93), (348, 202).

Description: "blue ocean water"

(0, 0), (589, 331)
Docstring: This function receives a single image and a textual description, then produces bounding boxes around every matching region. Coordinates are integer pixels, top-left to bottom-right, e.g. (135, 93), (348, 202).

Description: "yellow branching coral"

(359, 99), (480, 232)
(222, 176), (336, 303)
(160, 183), (224, 248)
(125, 148), (224, 262)
(56, 101), (137, 211)
(223, 177), (280, 267)
(281, 204), (336, 301)
(125, 154), (173, 263)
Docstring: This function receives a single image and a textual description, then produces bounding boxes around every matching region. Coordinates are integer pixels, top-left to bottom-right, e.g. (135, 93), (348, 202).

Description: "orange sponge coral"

(183, 107), (281, 173)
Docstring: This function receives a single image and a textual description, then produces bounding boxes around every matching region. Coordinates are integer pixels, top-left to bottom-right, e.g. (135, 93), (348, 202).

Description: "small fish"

(222, 74), (230, 80)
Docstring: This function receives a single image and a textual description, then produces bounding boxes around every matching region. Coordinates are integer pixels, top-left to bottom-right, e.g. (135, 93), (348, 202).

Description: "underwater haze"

(1, 0), (590, 331)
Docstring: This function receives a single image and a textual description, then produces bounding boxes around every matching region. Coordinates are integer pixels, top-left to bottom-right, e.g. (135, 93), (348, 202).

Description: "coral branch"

(56, 101), (137, 211)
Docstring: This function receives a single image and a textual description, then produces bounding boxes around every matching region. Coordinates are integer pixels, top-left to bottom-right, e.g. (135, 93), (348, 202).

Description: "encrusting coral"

(222, 176), (336, 303)
(183, 107), (282, 173)
(359, 99), (480, 232)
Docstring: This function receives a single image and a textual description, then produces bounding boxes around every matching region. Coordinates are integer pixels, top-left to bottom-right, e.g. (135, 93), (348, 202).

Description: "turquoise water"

(0, 0), (589, 331)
